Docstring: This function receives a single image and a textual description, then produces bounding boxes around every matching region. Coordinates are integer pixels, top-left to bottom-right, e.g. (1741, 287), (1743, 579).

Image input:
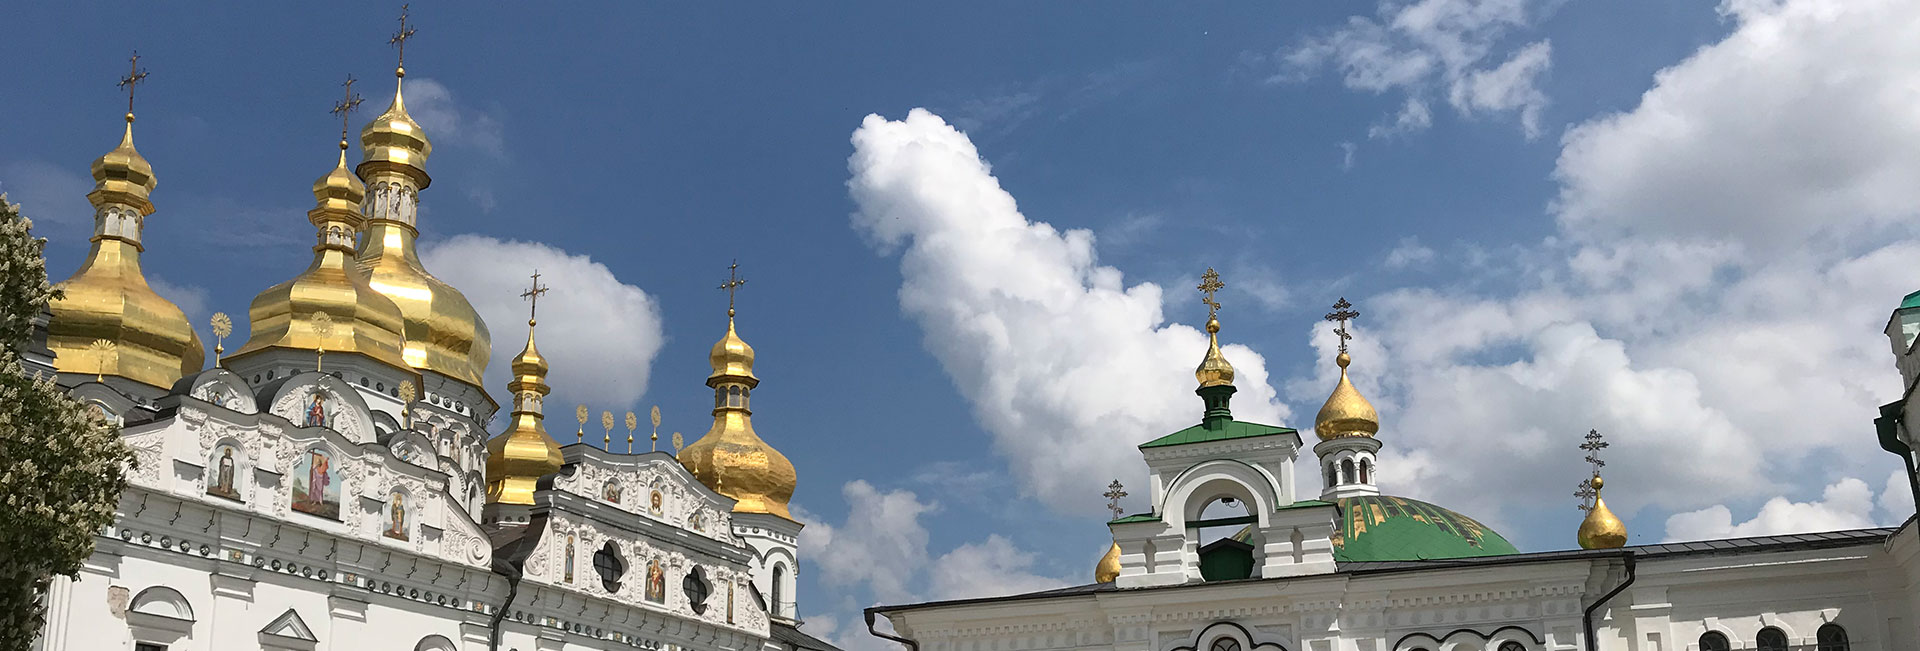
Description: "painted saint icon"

(291, 449), (341, 519)
(384, 492), (409, 541)
(207, 445), (241, 500)
(649, 489), (664, 516)
(689, 511), (705, 532)
(304, 392), (327, 428)
(726, 581), (735, 624)
(645, 558), (666, 603)
(604, 482), (622, 504)
(564, 535), (576, 584)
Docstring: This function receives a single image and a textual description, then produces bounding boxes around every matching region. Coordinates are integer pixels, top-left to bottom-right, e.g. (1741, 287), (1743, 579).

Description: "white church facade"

(26, 26), (831, 651)
(868, 285), (1920, 651)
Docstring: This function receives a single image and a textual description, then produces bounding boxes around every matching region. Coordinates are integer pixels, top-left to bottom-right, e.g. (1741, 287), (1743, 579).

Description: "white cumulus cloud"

(421, 235), (664, 415)
(1663, 477), (1892, 542)
(846, 109), (1288, 516)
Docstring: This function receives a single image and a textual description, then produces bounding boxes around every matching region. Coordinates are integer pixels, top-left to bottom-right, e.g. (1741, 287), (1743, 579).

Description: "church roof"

(1331, 495), (1519, 562)
(1902, 289), (1920, 309)
(1138, 420), (1297, 449)
(771, 622), (843, 651)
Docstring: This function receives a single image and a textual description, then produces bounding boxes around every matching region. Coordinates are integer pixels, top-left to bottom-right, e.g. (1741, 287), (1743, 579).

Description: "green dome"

(1332, 495), (1517, 561)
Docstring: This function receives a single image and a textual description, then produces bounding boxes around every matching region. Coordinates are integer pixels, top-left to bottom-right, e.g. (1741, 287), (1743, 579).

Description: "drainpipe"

(1582, 553), (1636, 651)
(865, 609), (919, 651)
(488, 511), (548, 651)
(1875, 402), (1920, 516)
(488, 560), (523, 651)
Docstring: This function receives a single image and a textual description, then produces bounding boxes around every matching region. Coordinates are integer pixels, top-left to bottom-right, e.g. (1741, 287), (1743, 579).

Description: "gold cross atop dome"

(389, 4), (417, 74)
(720, 260), (747, 317)
(521, 270), (550, 325)
(118, 51), (148, 119)
(1324, 297), (1359, 354)
(1197, 268), (1224, 321)
(330, 75), (364, 144)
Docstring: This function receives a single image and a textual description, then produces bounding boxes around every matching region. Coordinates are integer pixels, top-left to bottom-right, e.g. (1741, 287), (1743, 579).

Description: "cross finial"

(330, 74), (364, 144)
(521, 270), (550, 324)
(117, 51), (149, 119)
(389, 4), (417, 73)
(1575, 480), (1598, 513)
(1197, 268), (1224, 321)
(1103, 479), (1128, 520)
(1579, 429), (1609, 477)
(1324, 297), (1359, 354)
(719, 260), (747, 318)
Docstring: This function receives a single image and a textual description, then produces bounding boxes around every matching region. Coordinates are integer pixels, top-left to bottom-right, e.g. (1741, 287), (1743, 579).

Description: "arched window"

(1324, 461), (1336, 488)
(771, 564), (786, 617)
(1497, 642), (1525, 651)
(1207, 639), (1240, 651)
(1757, 627), (1788, 651)
(1359, 459), (1371, 484)
(728, 386), (742, 408)
(1341, 459), (1356, 484)
(1698, 632), (1730, 651)
(1817, 624), (1850, 651)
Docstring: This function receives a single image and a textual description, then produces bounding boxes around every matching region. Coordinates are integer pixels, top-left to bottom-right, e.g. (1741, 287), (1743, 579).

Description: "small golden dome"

(356, 72), (432, 189)
(709, 311), (757, 382)
(48, 115), (205, 389)
(1578, 476), (1628, 549)
(1315, 352), (1380, 440)
(88, 115), (156, 214)
(1095, 541), (1121, 583)
(230, 145), (413, 376)
(681, 312), (797, 520)
(486, 318), (565, 506)
(1194, 316), (1235, 388)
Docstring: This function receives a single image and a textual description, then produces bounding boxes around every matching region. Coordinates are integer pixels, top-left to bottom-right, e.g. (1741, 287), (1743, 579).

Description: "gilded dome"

(680, 313), (797, 520)
(229, 146), (414, 376)
(353, 71), (492, 390)
(356, 72), (431, 189)
(48, 116), (205, 389)
(1194, 316), (1235, 388)
(1094, 542), (1121, 583)
(1578, 476), (1628, 549)
(1314, 352), (1379, 440)
(485, 319), (565, 506)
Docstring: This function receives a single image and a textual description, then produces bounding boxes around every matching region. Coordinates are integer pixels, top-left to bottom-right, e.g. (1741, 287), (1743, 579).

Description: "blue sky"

(7, 1), (1920, 645)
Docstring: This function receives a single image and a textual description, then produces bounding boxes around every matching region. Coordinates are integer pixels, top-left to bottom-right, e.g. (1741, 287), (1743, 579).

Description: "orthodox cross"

(1575, 479), (1597, 513)
(1103, 479), (1128, 520)
(719, 260), (747, 316)
(1197, 268), (1224, 321)
(118, 51), (149, 116)
(1324, 298), (1359, 354)
(330, 74), (363, 142)
(521, 270), (550, 323)
(1577, 429), (1610, 511)
(389, 4), (417, 70)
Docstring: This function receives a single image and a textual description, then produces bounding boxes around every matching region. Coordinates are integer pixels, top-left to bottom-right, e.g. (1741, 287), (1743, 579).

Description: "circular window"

(1208, 639), (1240, 651)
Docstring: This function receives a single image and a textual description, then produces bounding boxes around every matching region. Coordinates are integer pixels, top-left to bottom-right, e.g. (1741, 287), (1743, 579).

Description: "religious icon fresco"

(726, 581), (735, 623)
(645, 558), (666, 603)
(207, 444), (242, 501)
(384, 491), (409, 541)
(689, 511), (705, 532)
(564, 535), (576, 584)
(604, 481), (622, 504)
(291, 448), (341, 519)
(304, 392), (327, 428)
(649, 488), (664, 516)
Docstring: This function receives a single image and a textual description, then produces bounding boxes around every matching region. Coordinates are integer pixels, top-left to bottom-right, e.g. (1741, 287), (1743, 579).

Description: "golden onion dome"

(1094, 541), (1121, 583)
(353, 70), (492, 391)
(1314, 351), (1380, 440)
(1578, 476), (1628, 549)
(708, 311), (757, 382)
(48, 114), (205, 390)
(356, 71), (431, 189)
(681, 311), (797, 520)
(229, 145), (415, 377)
(1194, 315), (1235, 388)
(485, 318), (565, 505)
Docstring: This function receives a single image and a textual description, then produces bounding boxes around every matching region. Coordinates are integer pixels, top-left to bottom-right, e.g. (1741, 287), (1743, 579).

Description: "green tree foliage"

(0, 195), (131, 651)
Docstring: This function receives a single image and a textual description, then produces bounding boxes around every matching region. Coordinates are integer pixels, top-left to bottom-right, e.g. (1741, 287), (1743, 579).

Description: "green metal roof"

(1902, 290), (1920, 309)
(1109, 513), (1159, 525)
(1139, 420), (1296, 449)
(1331, 495), (1518, 561)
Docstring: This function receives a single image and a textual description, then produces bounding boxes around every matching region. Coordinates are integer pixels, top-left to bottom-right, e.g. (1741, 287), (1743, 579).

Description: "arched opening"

(1208, 639), (1240, 651)
(1324, 461), (1336, 488)
(1757, 627), (1788, 651)
(1340, 458), (1356, 484)
(1698, 632), (1730, 651)
(1358, 458), (1371, 484)
(1497, 642), (1525, 651)
(1193, 494), (1254, 581)
(771, 564), (786, 618)
(1817, 623), (1850, 651)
